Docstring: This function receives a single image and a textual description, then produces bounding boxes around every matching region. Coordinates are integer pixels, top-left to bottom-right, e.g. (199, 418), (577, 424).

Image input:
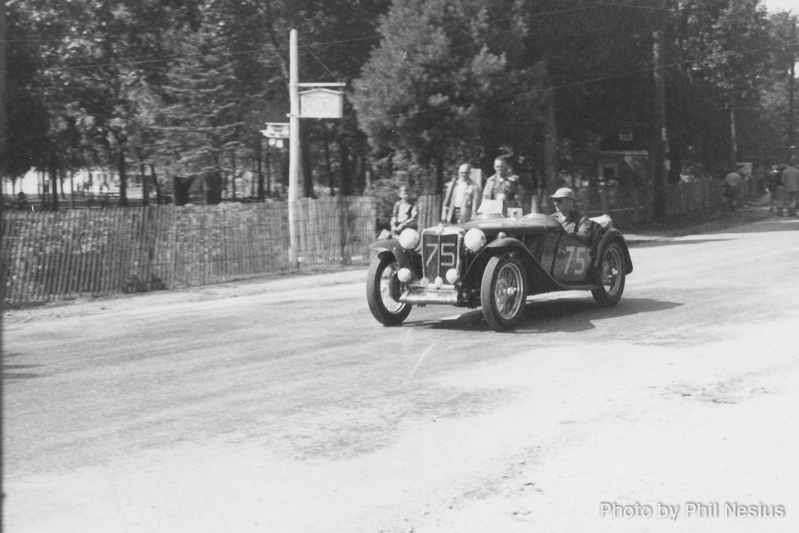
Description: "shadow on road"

(417, 296), (682, 334)
(2, 352), (44, 381)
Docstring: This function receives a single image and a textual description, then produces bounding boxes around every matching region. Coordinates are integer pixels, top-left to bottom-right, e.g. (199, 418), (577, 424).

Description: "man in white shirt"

(442, 163), (482, 223)
(483, 156), (522, 210)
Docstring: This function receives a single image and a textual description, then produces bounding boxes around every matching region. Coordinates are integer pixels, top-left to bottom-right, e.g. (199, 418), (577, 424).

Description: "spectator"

(724, 169), (743, 211)
(15, 191), (29, 211)
(442, 163), (482, 223)
(767, 165), (783, 214)
(483, 156), (522, 211)
(390, 186), (418, 237)
(782, 162), (799, 217)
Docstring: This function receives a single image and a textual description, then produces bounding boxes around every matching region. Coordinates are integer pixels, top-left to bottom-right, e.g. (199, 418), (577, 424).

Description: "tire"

(591, 242), (626, 307)
(366, 255), (412, 326)
(481, 255), (527, 331)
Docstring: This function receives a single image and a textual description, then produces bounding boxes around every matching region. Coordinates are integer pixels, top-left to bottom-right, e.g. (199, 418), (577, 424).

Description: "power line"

(374, 36), (799, 121)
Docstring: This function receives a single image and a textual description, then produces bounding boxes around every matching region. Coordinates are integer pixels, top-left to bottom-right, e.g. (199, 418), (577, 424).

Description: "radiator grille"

(422, 233), (461, 280)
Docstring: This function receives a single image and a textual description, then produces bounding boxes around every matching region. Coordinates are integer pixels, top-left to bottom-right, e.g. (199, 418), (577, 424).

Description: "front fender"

(369, 239), (422, 276)
(595, 229), (633, 274)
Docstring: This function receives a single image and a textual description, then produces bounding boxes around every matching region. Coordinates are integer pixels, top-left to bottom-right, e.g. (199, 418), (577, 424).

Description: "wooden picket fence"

(1, 197), (377, 306)
(664, 178), (723, 216)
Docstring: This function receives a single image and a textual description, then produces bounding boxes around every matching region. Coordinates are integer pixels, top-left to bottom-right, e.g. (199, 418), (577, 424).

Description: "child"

(390, 186), (418, 237)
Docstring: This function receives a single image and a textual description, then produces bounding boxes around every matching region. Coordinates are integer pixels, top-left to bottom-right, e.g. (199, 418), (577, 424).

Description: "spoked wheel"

(591, 242), (626, 306)
(366, 255), (412, 326)
(481, 255), (527, 331)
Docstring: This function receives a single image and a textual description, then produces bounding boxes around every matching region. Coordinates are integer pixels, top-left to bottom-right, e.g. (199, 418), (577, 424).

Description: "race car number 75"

(564, 246), (587, 276)
(426, 241), (457, 268)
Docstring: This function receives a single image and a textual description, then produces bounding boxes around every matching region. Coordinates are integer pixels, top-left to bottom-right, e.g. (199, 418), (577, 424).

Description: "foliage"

(155, 22), (243, 198)
(3, 0), (797, 205)
(351, 0), (546, 192)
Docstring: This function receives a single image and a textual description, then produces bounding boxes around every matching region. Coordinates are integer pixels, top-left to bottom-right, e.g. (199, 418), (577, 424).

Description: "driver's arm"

(573, 217), (593, 245)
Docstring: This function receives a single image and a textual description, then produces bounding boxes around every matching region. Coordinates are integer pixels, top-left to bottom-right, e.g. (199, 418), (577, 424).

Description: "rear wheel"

(591, 242), (626, 306)
(481, 255), (527, 331)
(366, 255), (412, 325)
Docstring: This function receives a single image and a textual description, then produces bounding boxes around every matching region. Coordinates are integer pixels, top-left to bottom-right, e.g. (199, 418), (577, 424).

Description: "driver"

(550, 188), (592, 244)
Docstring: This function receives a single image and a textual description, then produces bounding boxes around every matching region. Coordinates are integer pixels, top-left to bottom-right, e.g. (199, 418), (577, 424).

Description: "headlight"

(397, 268), (412, 283)
(445, 268), (459, 284)
(399, 228), (420, 250)
(464, 228), (486, 252)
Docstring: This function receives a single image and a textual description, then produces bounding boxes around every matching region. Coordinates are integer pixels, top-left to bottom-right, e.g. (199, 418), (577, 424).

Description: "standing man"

(724, 168), (743, 211)
(767, 165), (783, 214)
(782, 161), (799, 217)
(483, 156), (522, 210)
(442, 163), (482, 223)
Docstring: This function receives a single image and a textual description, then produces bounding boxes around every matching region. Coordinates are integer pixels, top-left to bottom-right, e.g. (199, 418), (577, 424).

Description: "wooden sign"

(300, 89), (343, 119)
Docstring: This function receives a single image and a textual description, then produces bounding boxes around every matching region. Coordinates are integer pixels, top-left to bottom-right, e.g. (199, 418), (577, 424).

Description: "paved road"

(4, 211), (799, 532)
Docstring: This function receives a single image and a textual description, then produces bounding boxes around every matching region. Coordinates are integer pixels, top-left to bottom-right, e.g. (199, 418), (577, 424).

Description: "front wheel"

(481, 255), (527, 331)
(366, 255), (412, 326)
(591, 242), (626, 306)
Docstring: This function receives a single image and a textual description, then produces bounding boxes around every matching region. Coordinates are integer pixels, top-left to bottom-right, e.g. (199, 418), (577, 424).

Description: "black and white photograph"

(1, 0), (798, 531)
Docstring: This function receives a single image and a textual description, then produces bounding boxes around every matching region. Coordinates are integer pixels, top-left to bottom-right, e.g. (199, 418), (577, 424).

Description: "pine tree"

(156, 24), (243, 204)
(351, 0), (546, 193)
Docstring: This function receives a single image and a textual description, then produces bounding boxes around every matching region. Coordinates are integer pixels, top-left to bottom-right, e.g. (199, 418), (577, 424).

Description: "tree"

(668, 0), (771, 170)
(2, 4), (49, 186)
(352, 0), (546, 194)
(155, 23), (243, 204)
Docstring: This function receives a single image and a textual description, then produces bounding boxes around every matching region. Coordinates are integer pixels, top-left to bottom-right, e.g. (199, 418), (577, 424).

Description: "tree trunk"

(339, 139), (351, 197)
(543, 86), (558, 205)
(281, 148), (289, 193)
(231, 149), (237, 200)
(435, 152), (444, 195)
(140, 163), (149, 207)
(301, 125), (315, 198)
(263, 147), (270, 200)
(118, 149), (128, 207)
(355, 155), (364, 193)
(652, 29), (667, 220)
(59, 167), (66, 199)
(323, 125), (335, 196)
(729, 105), (737, 166)
(49, 154), (59, 211)
(39, 170), (46, 202)
(255, 134), (264, 200)
(150, 165), (162, 205)
(68, 164), (75, 209)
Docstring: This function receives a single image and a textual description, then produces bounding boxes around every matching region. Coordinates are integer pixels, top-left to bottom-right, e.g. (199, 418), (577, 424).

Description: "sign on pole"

(261, 122), (290, 138)
(300, 88), (344, 119)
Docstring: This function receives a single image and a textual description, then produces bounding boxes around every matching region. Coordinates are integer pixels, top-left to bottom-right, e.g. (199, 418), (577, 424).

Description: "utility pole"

(0, 0), (7, 520)
(288, 29), (300, 261)
(652, 29), (667, 220)
(788, 17), (796, 160)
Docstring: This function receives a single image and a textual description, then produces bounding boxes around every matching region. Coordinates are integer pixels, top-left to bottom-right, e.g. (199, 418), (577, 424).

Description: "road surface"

(4, 210), (799, 532)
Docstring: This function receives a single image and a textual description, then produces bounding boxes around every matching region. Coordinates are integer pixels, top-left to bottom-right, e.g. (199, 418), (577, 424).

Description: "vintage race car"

(366, 204), (633, 331)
